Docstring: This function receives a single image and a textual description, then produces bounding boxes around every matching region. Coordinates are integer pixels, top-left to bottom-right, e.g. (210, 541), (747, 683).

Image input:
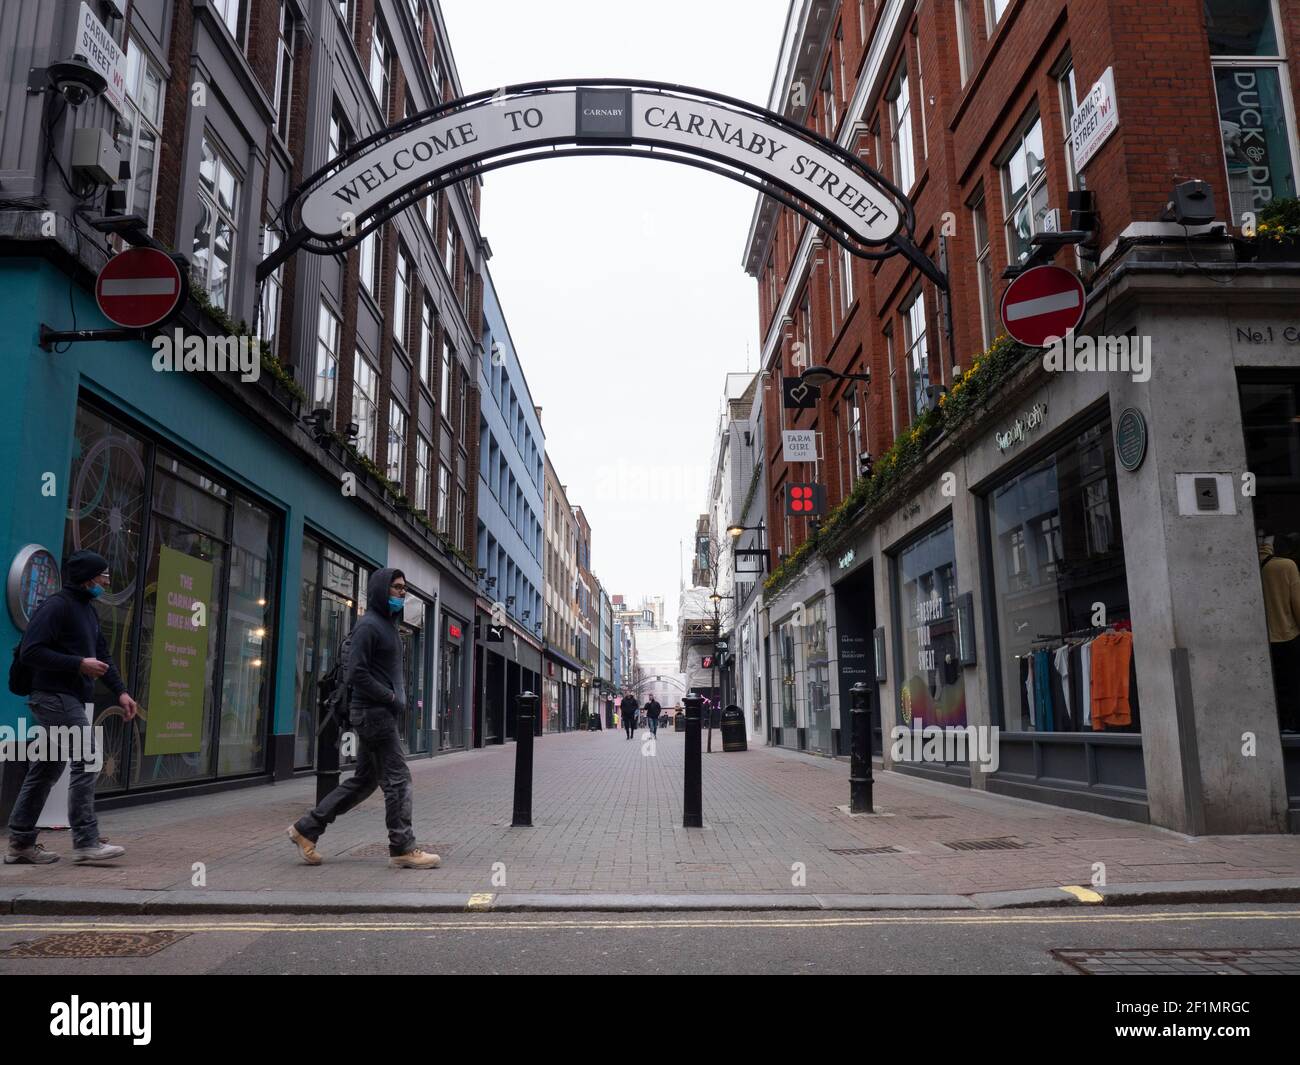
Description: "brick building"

(0, 0), (486, 814)
(744, 0), (1300, 832)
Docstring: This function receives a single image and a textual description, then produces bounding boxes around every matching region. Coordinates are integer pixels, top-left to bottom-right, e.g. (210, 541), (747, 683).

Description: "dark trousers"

(1270, 636), (1300, 732)
(7, 692), (100, 850)
(624, 718), (635, 738)
(295, 710), (415, 856)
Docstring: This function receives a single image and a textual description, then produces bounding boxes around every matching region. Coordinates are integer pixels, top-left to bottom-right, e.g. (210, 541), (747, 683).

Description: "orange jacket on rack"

(1090, 631), (1133, 729)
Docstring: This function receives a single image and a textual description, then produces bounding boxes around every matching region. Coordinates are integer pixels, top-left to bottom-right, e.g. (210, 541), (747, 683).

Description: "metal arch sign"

(264, 80), (926, 283)
(298, 86), (899, 244)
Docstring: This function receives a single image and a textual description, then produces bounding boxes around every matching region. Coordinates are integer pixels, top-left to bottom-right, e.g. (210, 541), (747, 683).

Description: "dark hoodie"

(347, 566), (406, 721)
(19, 549), (127, 703)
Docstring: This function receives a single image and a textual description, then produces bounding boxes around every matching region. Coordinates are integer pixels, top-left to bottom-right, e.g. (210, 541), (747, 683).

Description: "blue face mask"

(388, 596), (405, 614)
(88, 585), (105, 599)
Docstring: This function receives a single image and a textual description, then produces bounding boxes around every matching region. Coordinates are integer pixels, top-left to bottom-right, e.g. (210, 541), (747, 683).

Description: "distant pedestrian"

(645, 695), (662, 737)
(620, 693), (639, 739)
(6, 550), (137, 865)
(288, 568), (440, 869)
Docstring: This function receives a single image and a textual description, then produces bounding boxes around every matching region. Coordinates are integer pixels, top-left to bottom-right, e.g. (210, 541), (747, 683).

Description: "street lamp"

(798, 366), (871, 389)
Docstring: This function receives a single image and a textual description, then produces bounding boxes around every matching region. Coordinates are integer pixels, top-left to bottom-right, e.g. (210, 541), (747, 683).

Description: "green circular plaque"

(1116, 408), (1147, 472)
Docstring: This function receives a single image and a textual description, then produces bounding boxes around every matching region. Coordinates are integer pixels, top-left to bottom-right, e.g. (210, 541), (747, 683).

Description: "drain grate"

(346, 842), (453, 858)
(942, 837), (1029, 851)
(1052, 948), (1300, 976)
(829, 845), (902, 855)
(1, 931), (190, 959)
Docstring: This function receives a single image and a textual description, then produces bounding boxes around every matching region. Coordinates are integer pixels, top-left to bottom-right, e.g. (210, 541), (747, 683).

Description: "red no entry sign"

(999, 264), (1086, 347)
(95, 248), (185, 329)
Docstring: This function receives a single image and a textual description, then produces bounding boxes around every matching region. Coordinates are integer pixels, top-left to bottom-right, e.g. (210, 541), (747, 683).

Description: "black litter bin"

(721, 705), (747, 752)
(674, 712), (685, 732)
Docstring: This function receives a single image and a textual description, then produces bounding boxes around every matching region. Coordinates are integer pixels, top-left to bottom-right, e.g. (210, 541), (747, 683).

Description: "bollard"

(849, 681), (874, 814)
(683, 692), (703, 828)
(512, 690), (537, 827)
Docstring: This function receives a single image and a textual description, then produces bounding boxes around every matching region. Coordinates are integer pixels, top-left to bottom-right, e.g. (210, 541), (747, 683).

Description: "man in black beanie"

(6, 549), (138, 864)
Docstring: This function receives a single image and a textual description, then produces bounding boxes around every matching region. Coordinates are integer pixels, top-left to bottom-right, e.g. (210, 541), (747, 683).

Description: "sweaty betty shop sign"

(299, 88), (901, 246)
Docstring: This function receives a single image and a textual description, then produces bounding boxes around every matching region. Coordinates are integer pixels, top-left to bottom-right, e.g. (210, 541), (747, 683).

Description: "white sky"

(440, 0), (789, 624)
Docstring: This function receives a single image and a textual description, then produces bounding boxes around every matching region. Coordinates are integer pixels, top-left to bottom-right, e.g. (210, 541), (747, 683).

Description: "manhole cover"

(942, 837), (1029, 851)
(1, 931), (190, 959)
(346, 842), (453, 858)
(829, 846), (901, 855)
(1051, 948), (1300, 975)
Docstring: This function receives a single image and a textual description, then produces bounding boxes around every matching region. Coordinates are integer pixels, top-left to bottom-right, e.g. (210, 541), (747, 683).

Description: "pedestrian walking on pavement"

(288, 568), (439, 869)
(645, 695), (662, 737)
(620, 693), (639, 739)
(6, 549), (137, 865)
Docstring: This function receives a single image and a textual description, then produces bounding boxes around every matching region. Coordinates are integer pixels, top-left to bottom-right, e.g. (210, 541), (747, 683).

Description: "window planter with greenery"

(1236, 196), (1300, 262)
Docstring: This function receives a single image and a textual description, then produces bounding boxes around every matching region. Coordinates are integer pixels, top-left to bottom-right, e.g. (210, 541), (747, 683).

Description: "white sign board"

(1070, 67), (1119, 173)
(76, 3), (127, 114)
(782, 429), (817, 463)
(300, 89), (902, 244)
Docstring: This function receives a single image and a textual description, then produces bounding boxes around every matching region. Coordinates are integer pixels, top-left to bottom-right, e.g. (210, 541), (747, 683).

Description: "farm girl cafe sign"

(271, 82), (908, 281)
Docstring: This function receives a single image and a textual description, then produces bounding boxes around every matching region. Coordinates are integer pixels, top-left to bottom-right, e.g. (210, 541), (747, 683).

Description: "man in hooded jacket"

(288, 567), (439, 869)
(6, 549), (138, 865)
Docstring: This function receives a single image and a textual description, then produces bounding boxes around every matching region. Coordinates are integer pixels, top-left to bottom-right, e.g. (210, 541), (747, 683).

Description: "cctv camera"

(48, 55), (107, 107)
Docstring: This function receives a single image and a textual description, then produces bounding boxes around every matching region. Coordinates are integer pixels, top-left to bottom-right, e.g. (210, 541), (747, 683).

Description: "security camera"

(47, 55), (107, 108)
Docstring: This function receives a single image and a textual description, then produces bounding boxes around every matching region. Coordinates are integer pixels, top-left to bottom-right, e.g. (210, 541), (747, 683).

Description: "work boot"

(72, 842), (125, 862)
(286, 825), (322, 866)
(4, 843), (60, 865)
(389, 848), (440, 869)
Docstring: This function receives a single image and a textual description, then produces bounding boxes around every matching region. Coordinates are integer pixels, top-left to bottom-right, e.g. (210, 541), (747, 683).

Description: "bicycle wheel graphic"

(93, 703), (143, 793)
(70, 434), (147, 607)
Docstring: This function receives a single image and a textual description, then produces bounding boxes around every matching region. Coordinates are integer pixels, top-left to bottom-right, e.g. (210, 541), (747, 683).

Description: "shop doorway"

(833, 563), (881, 757)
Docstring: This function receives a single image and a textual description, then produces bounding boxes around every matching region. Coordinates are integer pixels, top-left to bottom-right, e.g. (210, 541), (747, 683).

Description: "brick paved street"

(3, 728), (1299, 900)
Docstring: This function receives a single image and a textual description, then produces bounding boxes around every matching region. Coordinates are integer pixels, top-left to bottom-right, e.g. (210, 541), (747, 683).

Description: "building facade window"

(353, 350), (378, 459)
(986, 0), (1011, 28)
(369, 23), (390, 115)
(120, 39), (164, 234)
(273, 1), (295, 142)
(1058, 59), (1082, 190)
(387, 401), (407, 487)
(260, 228), (283, 358)
(985, 419), (1138, 733)
(440, 335), (453, 412)
(394, 244), (412, 348)
(314, 305), (341, 414)
(902, 287), (930, 419)
(970, 187), (996, 349)
(192, 135), (240, 310)
(1000, 114), (1047, 266)
(444, 210), (457, 280)
(420, 298), (435, 388)
(437, 464), (451, 533)
(884, 323), (899, 436)
(955, 0), (978, 86)
(213, 0), (249, 48)
(888, 64), (916, 192)
(416, 434), (431, 513)
(895, 519), (966, 729)
(1207, 0), (1298, 220)
(839, 242), (855, 316)
(359, 229), (378, 299)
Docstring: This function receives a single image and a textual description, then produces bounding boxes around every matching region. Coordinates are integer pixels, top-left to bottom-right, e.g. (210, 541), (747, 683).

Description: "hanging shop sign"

(1115, 407), (1148, 471)
(782, 429), (818, 462)
(994, 402), (1048, 453)
(7, 545), (60, 630)
(144, 546), (213, 756)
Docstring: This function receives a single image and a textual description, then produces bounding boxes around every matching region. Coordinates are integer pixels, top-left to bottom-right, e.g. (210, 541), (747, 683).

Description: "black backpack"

(8, 643), (33, 697)
(315, 632), (355, 738)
